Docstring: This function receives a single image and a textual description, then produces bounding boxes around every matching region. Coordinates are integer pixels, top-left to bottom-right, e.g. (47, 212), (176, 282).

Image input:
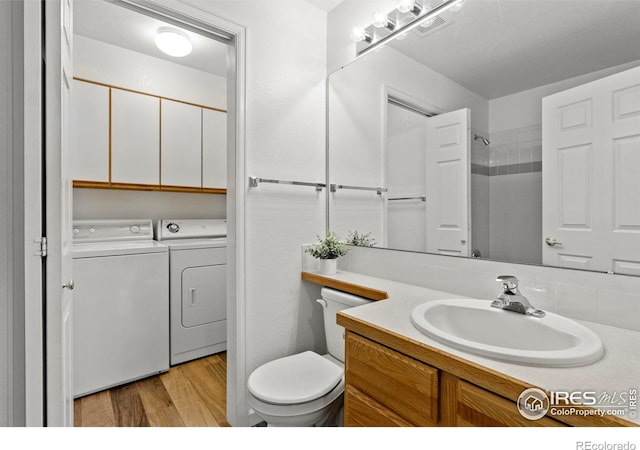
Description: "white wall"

(74, 35), (227, 109)
(73, 189), (226, 224)
(328, 45), (488, 244)
(387, 103), (426, 252)
(0, 0), (13, 427)
(341, 246), (640, 333)
(1, 1), (27, 427)
(72, 34), (228, 223)
(181, 0), (328, 424)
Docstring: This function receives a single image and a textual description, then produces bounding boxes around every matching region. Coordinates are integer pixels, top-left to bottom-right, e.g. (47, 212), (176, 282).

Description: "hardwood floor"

(74, 352), (230, 427)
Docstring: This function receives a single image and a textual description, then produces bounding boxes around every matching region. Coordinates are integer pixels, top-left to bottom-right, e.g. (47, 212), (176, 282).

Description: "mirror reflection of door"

(542, 65), (640, 275)
(387, 102), (471, 256)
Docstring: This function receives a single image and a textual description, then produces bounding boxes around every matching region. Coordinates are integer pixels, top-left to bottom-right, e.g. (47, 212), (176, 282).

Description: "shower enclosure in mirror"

(327, 0), (640, 275)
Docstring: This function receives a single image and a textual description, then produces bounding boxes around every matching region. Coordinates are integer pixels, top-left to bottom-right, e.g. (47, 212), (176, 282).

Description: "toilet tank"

(319, 287), (372, 362)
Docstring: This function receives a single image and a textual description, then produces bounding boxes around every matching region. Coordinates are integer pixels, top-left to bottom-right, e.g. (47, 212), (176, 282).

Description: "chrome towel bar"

(330, 184), (388, 195)
(248, 177), (326, 192)
(388, 196), (426, 202)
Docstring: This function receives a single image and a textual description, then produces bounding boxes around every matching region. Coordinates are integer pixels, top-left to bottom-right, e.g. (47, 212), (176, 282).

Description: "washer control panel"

(72, 220), (154, 243)
(155, 219), (227, 241)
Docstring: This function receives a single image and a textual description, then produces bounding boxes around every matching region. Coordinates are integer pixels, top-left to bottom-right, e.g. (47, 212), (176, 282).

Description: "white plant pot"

(318, 258), (337, 275)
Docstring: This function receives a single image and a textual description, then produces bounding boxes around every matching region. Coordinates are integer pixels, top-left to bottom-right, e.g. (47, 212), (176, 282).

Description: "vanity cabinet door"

(71, 80), (109, 182)
(440, 373), (566, 427)
(345, 332), (439, 426)
(202, 108), (227, 189)
(111, 89), (160, 185)
(344, 385), (414, 427)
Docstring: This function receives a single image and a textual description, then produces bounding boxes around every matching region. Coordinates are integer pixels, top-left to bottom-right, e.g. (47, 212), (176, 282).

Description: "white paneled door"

(425, 109), (471, 257)
(542, 65), (640, 275)
(45, 0), (74, 426)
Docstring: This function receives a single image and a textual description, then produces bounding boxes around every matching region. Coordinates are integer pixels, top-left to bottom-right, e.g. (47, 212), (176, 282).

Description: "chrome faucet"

(491, 275), (545, 318)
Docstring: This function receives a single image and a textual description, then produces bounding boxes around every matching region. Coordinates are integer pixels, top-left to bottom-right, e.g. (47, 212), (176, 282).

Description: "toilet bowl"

(247, 288), (371, 426)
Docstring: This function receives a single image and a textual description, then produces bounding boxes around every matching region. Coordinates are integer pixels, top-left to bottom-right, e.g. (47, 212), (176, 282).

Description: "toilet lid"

(248, 351), (343, 405)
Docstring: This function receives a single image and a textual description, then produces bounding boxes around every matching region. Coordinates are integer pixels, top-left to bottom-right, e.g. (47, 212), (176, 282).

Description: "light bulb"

(450, 0), (465, 12)
(155, 27), (192, 57)
(373, 11), (388, 28)
(397, 0), (415, 13)
(351, 26), (368, 43)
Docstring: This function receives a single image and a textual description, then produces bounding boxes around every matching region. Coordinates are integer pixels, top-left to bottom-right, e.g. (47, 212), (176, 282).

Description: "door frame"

(28, 0), (248, 426)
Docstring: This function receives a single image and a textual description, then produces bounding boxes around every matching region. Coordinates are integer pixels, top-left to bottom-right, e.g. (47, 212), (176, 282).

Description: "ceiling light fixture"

(354, 0), (464, 57)
(397, 0), (422, 15)
(155, 27), (192, 57)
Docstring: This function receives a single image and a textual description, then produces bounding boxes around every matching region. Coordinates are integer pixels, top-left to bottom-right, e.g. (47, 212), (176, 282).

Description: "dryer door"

(181, 264), (227, 327)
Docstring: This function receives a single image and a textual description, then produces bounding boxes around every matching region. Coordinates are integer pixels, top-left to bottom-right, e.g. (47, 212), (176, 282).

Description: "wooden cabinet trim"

(301, 272), (388, 301)
(74, 77), (227, 113)
(73, 180), (226, 195)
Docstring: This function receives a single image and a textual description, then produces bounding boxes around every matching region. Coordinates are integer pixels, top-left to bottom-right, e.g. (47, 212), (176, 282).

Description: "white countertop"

(320, 270), (640, 425)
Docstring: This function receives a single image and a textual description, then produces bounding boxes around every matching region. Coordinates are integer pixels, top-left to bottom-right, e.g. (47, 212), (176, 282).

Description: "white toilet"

(247, 287), (371, 427)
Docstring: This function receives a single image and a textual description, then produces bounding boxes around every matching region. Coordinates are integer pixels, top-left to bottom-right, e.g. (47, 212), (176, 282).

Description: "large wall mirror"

(328, 0), (640, 276)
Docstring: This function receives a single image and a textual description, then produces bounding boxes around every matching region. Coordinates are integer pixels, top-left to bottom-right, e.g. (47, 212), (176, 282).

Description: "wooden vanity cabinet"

(344, 332), (567, 427)
(439, 373), (565, 427)
(345, 332), (439, 426)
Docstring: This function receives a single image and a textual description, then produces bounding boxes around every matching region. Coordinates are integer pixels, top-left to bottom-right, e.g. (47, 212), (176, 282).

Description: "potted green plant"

(305, 231), (349, 275)
(346, 230), (376, 247)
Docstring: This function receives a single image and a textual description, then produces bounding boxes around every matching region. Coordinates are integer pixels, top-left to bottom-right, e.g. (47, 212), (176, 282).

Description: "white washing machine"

(155, 219), (227, 365)
(72, 219), (169, 398)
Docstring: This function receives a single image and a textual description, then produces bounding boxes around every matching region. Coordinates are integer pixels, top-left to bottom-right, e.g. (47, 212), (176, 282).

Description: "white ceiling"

(305, 0), (345, 13)
(73, 0), (228, 77)
(389, 1), (640, 99)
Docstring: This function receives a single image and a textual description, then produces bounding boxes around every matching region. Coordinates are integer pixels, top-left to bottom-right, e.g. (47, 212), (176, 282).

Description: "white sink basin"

(410, 299), (604, 367)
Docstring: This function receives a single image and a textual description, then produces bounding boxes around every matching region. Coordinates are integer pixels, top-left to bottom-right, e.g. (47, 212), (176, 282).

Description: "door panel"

(543, 65), (640, 274)
(45, 0), (74, 426)
(425, 109), (471, 256)
(202, 108), (227, 189)
(161, 99), (202, 188)
(70, 80), (109, 181)
(181, 265), (227, 328)
(111, 89), (160, 185)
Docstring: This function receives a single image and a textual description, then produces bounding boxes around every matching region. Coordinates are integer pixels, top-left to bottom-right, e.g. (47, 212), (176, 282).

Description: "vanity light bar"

(248, 176), (326, 192)
(356, 0), (464, 56)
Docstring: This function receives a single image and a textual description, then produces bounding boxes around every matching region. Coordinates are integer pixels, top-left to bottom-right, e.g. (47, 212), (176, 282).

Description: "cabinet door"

(440, 373), (566, 427)
(202, 108), (227, 189)
(345, 385), (414, 427)
(111, 89), (160, 185)
(161, 99), (202, 188)
(345, 332), (439, 426)
(71, 80), (109, 181)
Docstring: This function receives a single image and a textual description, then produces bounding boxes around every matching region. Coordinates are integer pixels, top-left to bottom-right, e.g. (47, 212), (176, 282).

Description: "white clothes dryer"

(72, 219), (169, 398)
(155, 219), (227, 365)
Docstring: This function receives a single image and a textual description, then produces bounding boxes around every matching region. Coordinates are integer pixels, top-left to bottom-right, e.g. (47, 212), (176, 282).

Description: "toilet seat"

(248, 351), (343, 404)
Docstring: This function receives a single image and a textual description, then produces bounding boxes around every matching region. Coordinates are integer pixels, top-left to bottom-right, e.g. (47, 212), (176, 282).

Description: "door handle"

(545, 237), (562, 247)
(189, 288), (196, 306)
(62, 280), (74, 290)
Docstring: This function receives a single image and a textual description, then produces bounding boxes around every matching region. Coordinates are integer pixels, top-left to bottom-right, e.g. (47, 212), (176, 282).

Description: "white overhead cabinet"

(71, 80), (109, 182)
(111, 89), (160, 185)
(70, 78), (226, 192)
(161, 99), (202, 188)
(203, 108), (227, 189)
